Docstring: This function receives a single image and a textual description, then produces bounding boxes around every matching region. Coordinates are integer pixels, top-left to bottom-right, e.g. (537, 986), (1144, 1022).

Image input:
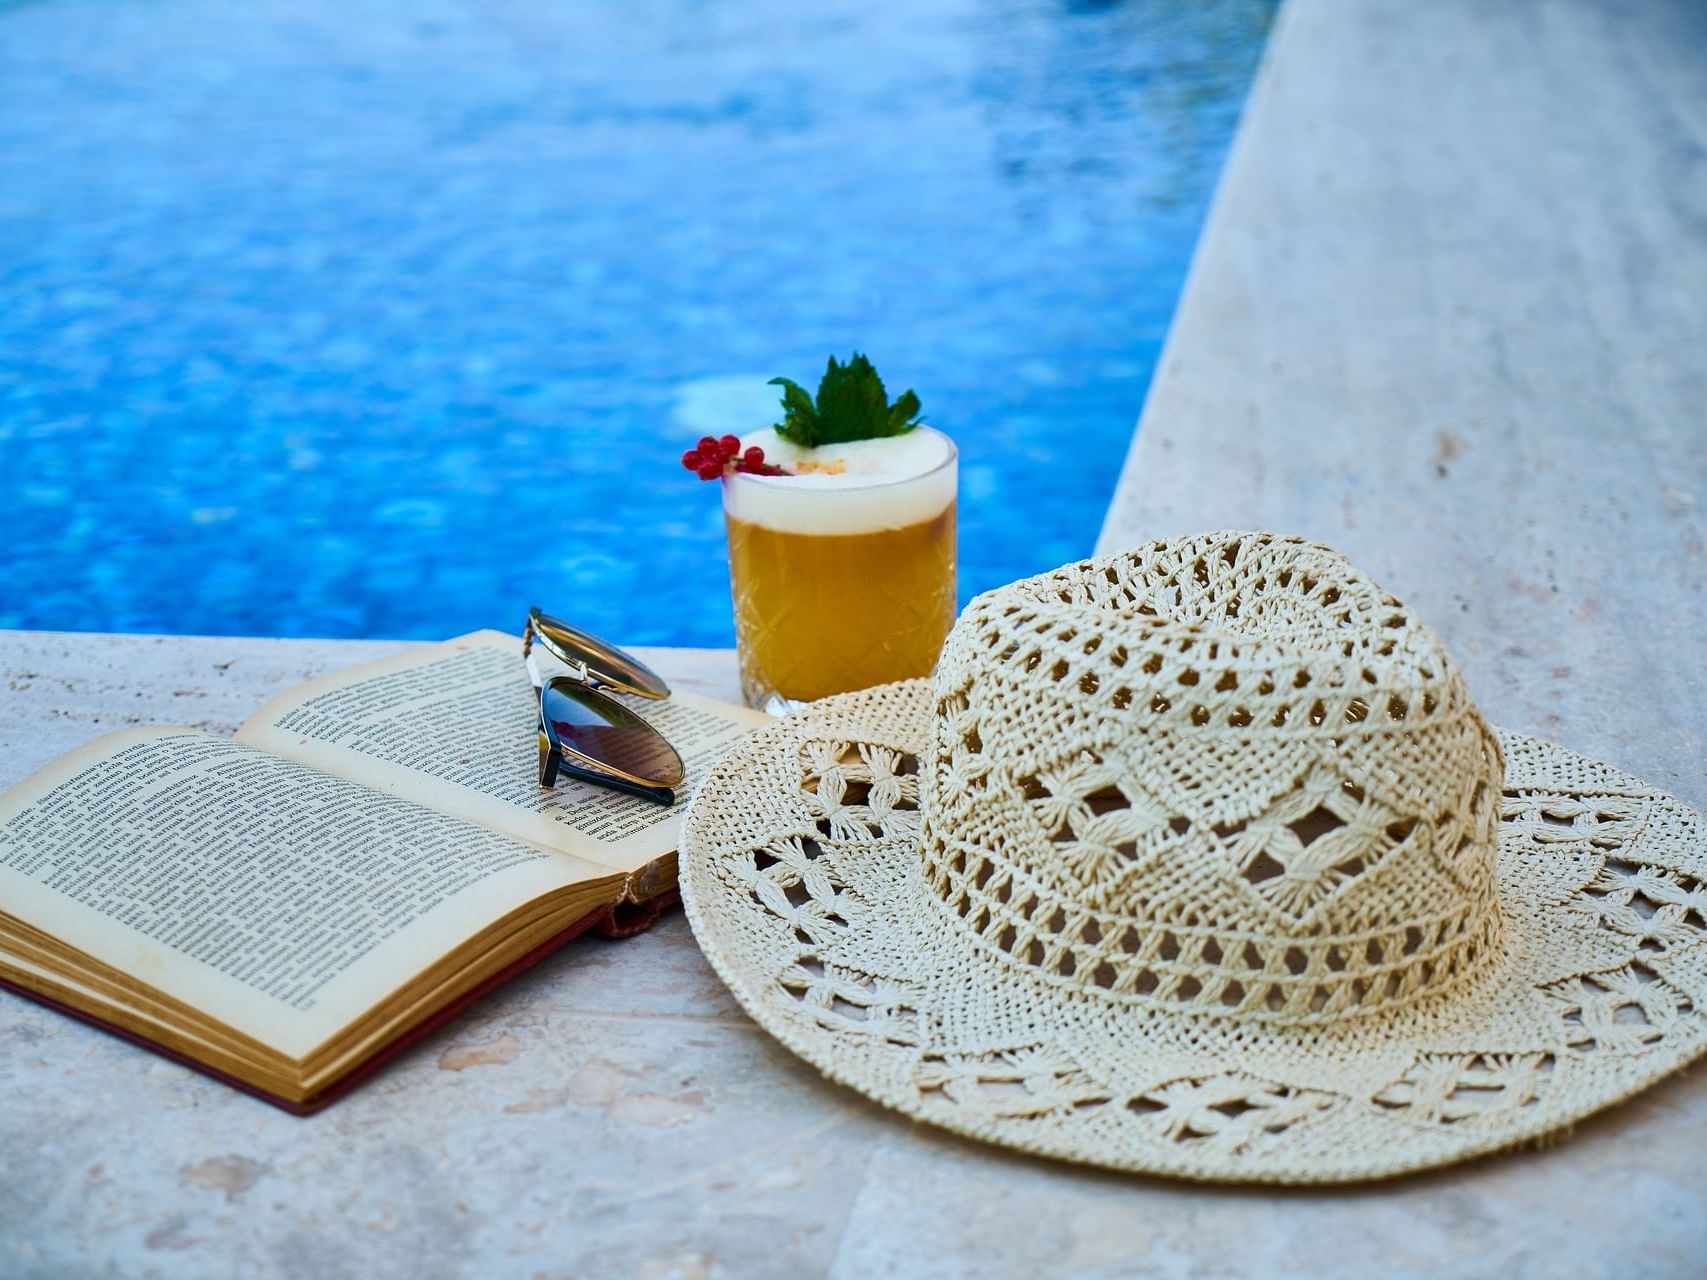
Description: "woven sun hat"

(679, 531), (1707, 1183)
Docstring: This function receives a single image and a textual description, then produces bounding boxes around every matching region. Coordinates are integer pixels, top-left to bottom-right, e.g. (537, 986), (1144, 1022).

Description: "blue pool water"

(0, 0), (1273, 645)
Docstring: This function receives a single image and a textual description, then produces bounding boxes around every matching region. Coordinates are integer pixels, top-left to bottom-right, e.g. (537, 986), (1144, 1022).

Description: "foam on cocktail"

(724, 427), (956, 536)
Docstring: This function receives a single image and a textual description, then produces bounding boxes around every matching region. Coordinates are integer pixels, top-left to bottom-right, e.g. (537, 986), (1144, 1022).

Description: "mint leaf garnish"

(769, 353), (923, 448)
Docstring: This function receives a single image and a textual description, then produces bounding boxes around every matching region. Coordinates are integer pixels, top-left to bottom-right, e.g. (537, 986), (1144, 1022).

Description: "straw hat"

(679, 532), (1707, 1183)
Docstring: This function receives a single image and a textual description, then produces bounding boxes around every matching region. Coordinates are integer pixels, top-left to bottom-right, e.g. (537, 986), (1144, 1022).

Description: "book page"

(236, 631), (770, 873)
(0, 729), (608, 1057)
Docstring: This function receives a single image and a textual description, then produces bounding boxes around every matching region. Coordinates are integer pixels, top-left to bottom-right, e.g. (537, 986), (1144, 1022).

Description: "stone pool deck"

(1098, 0), (1707, 817)
(6, 1), (1707, 1276)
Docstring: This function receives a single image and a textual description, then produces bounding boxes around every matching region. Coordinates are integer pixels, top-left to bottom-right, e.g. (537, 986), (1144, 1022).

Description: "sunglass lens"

(539, 681), (684, 787)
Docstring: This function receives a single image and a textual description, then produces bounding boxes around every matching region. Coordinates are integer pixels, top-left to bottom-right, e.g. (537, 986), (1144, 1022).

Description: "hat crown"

(922, 532), (1505, 1024)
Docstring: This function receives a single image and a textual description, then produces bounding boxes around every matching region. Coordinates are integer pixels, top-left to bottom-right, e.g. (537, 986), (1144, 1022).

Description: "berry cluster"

(679, 434), (788, 480)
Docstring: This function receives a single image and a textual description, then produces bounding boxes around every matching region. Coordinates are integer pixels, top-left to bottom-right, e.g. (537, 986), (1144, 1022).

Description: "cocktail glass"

(722, 429), (958, 711)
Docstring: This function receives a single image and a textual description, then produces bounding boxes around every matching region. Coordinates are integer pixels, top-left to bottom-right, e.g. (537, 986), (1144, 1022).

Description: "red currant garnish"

(683, 436), (790, 480)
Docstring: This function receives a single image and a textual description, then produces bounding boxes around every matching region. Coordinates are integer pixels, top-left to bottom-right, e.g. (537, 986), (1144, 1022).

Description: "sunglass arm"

(553, 759), (676, 807)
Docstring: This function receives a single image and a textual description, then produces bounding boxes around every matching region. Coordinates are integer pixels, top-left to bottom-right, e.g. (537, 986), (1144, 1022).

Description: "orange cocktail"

(722, 427), (957, 708)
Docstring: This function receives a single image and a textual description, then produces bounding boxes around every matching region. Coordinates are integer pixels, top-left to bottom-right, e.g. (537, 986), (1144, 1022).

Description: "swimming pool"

(0, 0), (1273, 645)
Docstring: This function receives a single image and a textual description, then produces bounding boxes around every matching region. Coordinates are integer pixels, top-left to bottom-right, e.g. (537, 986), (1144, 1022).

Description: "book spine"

(620, 850), (680, 905)
(595, 889), (680, 939)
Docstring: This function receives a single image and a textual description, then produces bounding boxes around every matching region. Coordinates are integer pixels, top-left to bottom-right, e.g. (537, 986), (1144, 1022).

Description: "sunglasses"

(522, 607), (685, 807)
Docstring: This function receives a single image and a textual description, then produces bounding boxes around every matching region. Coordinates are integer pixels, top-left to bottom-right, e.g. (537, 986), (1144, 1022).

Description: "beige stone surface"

(1099, 0), (1707, 814)
(4, 630), (1706, 1279)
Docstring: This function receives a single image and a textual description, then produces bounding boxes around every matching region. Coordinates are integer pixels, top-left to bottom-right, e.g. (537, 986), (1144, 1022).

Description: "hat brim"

(680, 679), (1707, 1184)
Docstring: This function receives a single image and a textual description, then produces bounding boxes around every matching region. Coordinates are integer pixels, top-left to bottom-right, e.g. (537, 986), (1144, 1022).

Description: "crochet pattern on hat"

(681, 533), (1707, 1182)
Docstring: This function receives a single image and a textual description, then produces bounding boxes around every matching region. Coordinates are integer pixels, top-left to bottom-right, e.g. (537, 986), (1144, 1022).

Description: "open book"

(0, 630), (768, 1113)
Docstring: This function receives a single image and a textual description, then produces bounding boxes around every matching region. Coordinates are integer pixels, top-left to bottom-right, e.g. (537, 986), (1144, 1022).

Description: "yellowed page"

(0, 947), (285, 1087)
(0, 728), (607, 1058)
(236, 630), (769, 873)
